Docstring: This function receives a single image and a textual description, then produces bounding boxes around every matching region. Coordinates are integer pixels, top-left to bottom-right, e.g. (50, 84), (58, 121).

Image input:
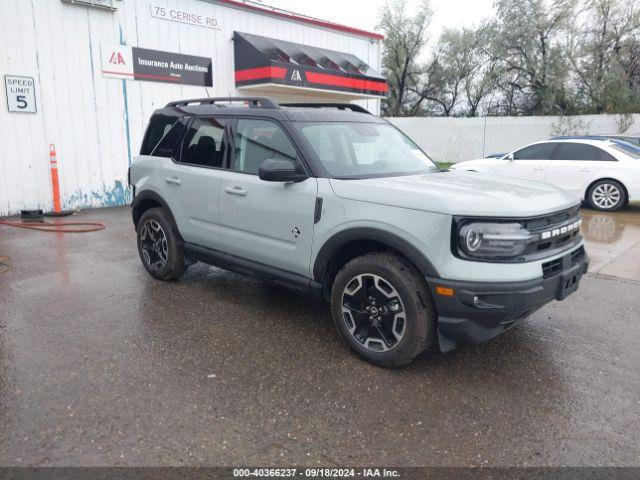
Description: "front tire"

(587, 180), (626, 211)
(136, 207), (186, 280)
(331, 253), (436, 368)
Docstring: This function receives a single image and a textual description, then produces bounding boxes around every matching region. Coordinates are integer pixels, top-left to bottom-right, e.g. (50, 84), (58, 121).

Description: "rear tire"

(136, 207), (186, 280)
(587, 179), (626, 211)
(331, 253), (436, 368)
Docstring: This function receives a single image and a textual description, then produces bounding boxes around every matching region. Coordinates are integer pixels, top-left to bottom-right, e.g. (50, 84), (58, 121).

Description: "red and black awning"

(233, 32), (387, 98)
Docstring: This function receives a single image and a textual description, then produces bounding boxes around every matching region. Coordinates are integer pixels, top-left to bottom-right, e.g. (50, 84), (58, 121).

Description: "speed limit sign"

(5, 75), (37, 113)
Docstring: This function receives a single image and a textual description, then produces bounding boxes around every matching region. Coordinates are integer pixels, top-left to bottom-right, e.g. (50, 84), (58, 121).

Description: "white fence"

(388, 114), (640, 164)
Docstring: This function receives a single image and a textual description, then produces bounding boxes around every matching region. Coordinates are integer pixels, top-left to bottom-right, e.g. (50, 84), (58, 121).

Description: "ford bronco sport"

(129, 97), (589, 367)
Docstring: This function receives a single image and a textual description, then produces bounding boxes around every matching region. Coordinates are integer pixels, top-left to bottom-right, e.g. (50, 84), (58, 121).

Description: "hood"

(450, 159), (496, 169)
(329, 171), (580, 217)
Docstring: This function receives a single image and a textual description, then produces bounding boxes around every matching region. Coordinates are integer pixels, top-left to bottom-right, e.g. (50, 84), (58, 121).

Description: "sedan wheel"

(588, 180), (626, 211)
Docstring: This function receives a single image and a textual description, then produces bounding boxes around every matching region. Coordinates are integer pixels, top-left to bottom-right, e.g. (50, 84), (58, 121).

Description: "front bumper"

(426, 246), (589, 352)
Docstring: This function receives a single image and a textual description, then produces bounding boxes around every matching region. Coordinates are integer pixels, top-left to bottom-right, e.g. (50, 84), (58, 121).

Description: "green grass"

(435, 162), (454, 170)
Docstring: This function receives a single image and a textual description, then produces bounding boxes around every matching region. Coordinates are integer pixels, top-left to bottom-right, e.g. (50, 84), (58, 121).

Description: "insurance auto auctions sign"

(101, 44), (212, 87)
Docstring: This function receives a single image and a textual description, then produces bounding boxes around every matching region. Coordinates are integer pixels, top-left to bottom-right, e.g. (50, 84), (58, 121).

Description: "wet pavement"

(581, 205), (640, 282)
(0, 206), (639, 467)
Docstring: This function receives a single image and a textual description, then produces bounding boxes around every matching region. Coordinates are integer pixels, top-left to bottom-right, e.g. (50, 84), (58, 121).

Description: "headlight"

(457, 221), (533, 260)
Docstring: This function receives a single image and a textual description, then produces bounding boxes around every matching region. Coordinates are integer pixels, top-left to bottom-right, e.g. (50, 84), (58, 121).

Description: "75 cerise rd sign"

(150, 3), (221, 30)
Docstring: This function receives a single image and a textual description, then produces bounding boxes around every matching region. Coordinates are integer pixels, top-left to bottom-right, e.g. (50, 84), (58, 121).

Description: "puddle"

(581, 206), (640, 282)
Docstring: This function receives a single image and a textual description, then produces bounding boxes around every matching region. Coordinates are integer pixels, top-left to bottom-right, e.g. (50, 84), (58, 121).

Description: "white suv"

(451, 137), (640, 211)
(129, 98), (589, 367)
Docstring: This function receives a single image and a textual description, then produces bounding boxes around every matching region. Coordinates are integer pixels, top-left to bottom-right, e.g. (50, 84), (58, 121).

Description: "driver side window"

(513, 143), (558, 160)
(231, 119), (297, 174)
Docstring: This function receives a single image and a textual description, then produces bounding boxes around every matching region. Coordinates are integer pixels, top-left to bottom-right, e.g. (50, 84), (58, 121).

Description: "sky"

(264, 0), (496, 46)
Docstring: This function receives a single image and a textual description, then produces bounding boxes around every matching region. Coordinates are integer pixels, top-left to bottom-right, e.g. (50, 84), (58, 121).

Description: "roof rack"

(280, 103), (371, 114)
(166, 97), (279, 109)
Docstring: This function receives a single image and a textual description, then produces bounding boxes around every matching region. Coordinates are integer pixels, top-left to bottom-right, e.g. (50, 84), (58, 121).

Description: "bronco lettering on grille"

(540, 219), (582, 240)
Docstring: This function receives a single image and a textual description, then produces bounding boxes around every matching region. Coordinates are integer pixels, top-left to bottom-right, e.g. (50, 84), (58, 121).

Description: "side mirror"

(506, 153), (515, 161)
(258, 158), (308, 182)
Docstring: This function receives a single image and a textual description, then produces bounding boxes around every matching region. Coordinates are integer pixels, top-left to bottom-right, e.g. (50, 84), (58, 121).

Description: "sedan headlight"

(456, 221), (533, 260)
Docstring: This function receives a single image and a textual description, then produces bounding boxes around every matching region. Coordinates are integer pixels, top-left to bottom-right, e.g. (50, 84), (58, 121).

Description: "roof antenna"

(205, 88), (211, 98)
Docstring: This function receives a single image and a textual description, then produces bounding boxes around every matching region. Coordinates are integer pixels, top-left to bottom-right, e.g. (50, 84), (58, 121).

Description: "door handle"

(165, 176), (182, 185)
(533, 168), (545, 171)
(579, 169), (591, 173)
(224, 186), (247, 196)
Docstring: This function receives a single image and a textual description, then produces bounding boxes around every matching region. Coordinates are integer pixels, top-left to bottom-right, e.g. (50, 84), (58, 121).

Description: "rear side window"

(179, 117), (229, 168)
(552, 143), (611, 161)
(140, 114), (179, 155)
(151, 120), (186, 158)
(513, 143), (557, 160)
(596, 148), (617, 161)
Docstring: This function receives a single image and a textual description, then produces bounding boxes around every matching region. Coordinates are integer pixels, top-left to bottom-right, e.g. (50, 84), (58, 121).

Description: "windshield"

(296, 122), (440, 178)
(610, 140), (640, 159)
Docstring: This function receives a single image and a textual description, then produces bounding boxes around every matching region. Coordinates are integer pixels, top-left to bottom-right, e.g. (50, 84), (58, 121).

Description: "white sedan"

(450, 138), (640, 211)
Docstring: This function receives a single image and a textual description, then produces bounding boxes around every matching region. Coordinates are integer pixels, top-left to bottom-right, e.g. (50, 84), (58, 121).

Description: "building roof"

(214, 0), (384, 40)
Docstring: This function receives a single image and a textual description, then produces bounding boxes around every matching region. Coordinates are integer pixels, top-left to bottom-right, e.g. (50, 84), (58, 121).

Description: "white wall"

(0, 0), (382, 216)
(389, 114), (640, 164)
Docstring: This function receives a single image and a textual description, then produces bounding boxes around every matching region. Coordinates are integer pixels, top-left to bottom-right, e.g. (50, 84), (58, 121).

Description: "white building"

(0, 0), (386, 216)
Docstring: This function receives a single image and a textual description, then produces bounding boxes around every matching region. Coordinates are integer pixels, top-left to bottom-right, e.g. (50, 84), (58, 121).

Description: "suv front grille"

(522, 206), (580, 231)
(522, 206), (582, 258)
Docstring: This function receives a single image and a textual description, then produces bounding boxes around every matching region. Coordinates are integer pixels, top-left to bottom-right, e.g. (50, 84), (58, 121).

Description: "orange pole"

(49, 144), (61, 213)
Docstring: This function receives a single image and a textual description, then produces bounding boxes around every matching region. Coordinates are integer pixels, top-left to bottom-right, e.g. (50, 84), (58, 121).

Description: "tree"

(377, 0), (640, 117)
(477, 0), (576, 114)
(379, 0), (433, 116)
(424, 29), (472, 116)
(454, 26), (502, 116)
(569, 0), (640, 113)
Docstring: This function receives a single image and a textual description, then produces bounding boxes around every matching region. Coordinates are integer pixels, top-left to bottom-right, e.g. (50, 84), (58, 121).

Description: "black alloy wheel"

(341, 273), (406, 352)
(136, 207), (186, 280)
(139, 219), (169, 273)
(331, 253), (436, 368)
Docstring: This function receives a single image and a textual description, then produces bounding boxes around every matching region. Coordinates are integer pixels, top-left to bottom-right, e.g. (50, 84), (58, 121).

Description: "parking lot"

(1, 205), (639, 467)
